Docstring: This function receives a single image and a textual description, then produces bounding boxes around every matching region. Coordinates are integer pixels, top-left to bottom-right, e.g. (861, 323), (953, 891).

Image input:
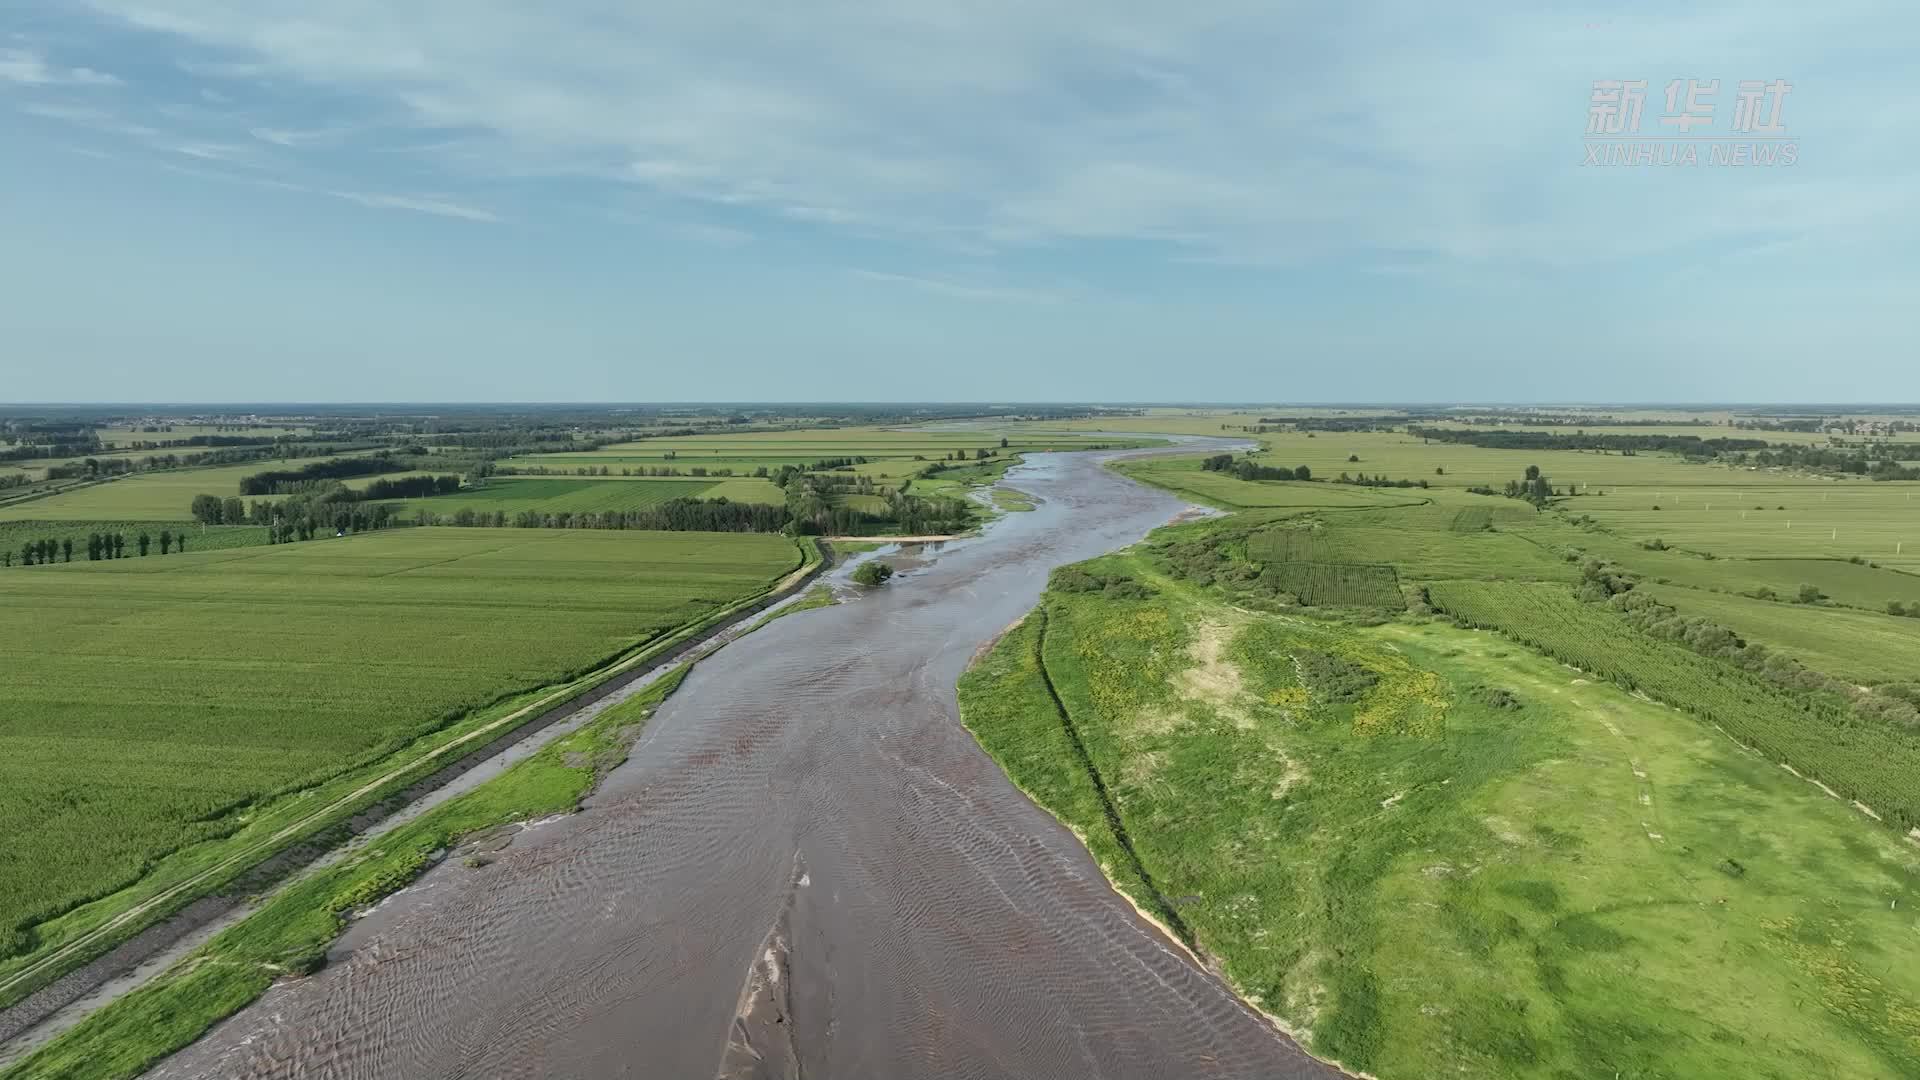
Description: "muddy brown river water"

(144, 446), (1344, 1080)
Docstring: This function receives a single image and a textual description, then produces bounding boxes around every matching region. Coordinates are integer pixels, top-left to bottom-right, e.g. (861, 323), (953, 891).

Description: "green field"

(381, 477), (725, 518)
(1239, 501), (1576, 583)
(1561, 530), (1920, 612)
(701, 476), (788, 504)
(1575, 482), (1920, 569)
(0, 528), (800, 960)
(2, 667), (692, 1080)
(1117, 459), (1424, 510)
(960, 555), (1920, 1080)
(0, 459), (419, 523)
(502, 425), (1154, 484)
(1427, 581), (1920, 828)
(1099, 426), (1920, 574)
(1639, 583), (1920, 685)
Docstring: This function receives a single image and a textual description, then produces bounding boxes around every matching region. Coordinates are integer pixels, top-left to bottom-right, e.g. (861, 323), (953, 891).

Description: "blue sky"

(2, 2), (1915, 403)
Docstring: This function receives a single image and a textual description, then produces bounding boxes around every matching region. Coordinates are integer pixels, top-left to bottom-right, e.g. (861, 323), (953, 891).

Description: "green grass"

(834, 493), (894, 514)
(381, 477), (718, 518)
(1117, 458), (1425, 510)
(1576, 483), (1920, 570)
(1, 667), (689, 1080)
(0, 463), (276, 521)
(960, 556), (1920, 1079)
(1427, 580), (1920, 829)
(1639, 583), (1920, 684)
(0, 528), (799, 963)
(991, 486), (1038, 511)
(702, 476), (787, 504)
(0, 459), (411, 523)
(501, 425), (1149, 485)
(743, 584), (837, 633)
(1562, 529), (1920, 612)
(1261, 561), (1403, 607)
(1241, 501), (1576, 583)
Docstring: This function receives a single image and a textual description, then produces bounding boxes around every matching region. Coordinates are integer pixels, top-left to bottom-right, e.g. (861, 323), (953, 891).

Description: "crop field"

(1427, 580), (1920, 829)
(0, 459), (414, 523)
(1066, 419), (1860, 491)
(1606, 545), (1920, 612)
(502, 426), (1152, 483)
(378, 477), (722, 518)
(1260, 561), (1402, 607)
(1639, 584), (1920, 685)
(700, 477), (787, 504)
(1231, 500), (1575, 584)
(1572, 482), (1920, 569)
(0, 528), (800, 960)
(0, 463), (267, 521)
(960, 558), (1920, 1080)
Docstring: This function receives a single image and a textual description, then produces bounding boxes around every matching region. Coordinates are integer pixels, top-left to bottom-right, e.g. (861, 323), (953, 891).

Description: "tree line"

(418, 498), (790, 533)
(0, 435), (105, 461)
(1727, 443), (1920, 480)
(1331, 472), (1430, 489)
(37, 441), (384, 483)
(1200, 454), (1312, 482)
(115, 434), (288, 451)
(1407, 426), (1771, 457)
(7, 530), (190, 567)
(501, 464), (754, 477)
(237, 453), (417, 495)
(1579, 558), (1920, 732)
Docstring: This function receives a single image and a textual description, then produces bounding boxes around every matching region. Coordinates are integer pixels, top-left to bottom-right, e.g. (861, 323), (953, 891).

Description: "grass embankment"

(960, 552), (1920, 1079)
(0, 530), (810, 1011)
(1, 669), (690, 1080)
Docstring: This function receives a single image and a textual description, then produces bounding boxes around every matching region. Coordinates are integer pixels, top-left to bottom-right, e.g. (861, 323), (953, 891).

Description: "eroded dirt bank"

(145, 445), (1343, 1080)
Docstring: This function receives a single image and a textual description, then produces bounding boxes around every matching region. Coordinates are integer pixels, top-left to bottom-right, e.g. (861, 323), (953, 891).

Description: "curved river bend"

(147, 446), (1343, 1080)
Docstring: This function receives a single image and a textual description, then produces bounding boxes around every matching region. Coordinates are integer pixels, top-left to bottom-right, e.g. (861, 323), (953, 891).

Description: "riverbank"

(956, 515), (1920, 1078)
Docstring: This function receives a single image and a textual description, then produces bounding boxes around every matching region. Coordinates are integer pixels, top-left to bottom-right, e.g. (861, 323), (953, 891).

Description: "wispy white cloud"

(19, 101), (156, 138)
(247, 125), (349, 147)
(43, 1), (1920, 272)
(0, 46), (120, 86)
(168, 140), (251, 162)
(327, 190), (501, 222)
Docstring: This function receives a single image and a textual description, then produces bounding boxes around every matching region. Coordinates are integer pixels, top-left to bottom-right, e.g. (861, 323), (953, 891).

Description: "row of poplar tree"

(6, 530), (190, 567)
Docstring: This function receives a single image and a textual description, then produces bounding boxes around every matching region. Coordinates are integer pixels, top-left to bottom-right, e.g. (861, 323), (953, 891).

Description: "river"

(143, 444), (1342, 1080)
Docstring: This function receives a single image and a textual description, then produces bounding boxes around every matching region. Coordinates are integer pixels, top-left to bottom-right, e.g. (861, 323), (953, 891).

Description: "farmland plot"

(1427, 580), (1920, 829)
(0, 528), (799, 958)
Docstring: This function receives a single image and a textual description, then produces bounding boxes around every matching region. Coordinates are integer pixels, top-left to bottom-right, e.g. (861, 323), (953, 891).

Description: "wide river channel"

(144, 444), (1345, 1080)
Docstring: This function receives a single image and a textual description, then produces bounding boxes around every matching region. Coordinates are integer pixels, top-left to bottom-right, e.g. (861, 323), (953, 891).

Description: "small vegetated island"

(960, 406), (1920, 1080)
